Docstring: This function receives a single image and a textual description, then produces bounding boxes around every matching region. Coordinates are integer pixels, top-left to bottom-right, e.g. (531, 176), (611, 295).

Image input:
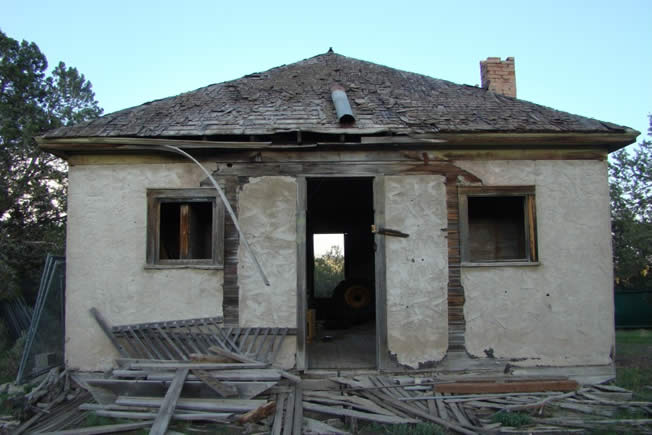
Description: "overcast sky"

(4, 0), (651, 142)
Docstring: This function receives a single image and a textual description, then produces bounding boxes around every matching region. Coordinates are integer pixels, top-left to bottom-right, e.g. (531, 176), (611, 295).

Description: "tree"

(609, 117), (651, 291)
(314, 245), (345, 297)
(0, 30), (102, 300)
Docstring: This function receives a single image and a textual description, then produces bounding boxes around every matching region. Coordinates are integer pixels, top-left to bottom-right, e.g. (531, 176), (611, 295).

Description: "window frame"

(146, 188), (224, 268)
(459, 185), (538, 266)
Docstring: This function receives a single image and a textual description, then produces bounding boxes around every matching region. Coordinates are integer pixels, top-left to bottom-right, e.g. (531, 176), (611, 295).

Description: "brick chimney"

(480, 57), (516, 98)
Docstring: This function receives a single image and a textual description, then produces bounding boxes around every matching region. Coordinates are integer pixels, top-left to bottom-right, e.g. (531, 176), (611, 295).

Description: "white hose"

(157, 145), (270, 286)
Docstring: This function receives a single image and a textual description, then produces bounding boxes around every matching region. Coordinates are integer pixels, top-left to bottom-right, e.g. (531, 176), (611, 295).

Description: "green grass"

(614, 329), (652, 401)
(491, 411), (532, 427)
(360, 422), (446, 435)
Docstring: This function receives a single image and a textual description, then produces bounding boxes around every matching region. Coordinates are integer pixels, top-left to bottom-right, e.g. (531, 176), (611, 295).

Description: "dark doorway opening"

(306, 178), (376, 368)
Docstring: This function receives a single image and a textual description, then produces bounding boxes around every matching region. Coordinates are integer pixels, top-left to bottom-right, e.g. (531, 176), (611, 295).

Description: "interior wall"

(385, 175), (449, 367)
(66, 161), (224, 371)
(457, 160), (614, 366)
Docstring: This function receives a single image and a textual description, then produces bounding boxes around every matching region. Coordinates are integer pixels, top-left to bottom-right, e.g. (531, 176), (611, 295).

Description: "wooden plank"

(129, 362), (267, 370)
(149, 368), (189, 435)
(192, 369), (238, 397)
(360, 386), (477, 435)
(93, 409), (231, 422)
(373, 176), (387, 369)
(207, 345), (261, 363)
(245, 328), (261, 355)
(236, 401), (276, 424)
(112, 316), (223, 333)
(116, 396), (266, 413)
(527, 194), (538, 261)
(292, 384), (303, 435)
(148, 369), (281, 382)
(282, 390), (295, 435)
(253, 327), (271, 358)
(434, 380), (579, 394)
(270, 328), (288, 365)
(87, 378), (276, 399)
(426, 399), (437, 416)
(271, 393), (286, 435)
(303, 402), (417, 425)
(435, 392), (448, 419)
(304, 391), (396, 416)
(280, 370), (302, 384)
(37, 422), (152, 435)
(296, 175), (307, 371)
(156, 326), (187, 360)
(447, 400), (472, 427)
(89, 308), (129, 357)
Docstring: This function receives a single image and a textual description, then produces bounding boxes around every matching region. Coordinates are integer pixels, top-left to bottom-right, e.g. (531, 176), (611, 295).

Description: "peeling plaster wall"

(385, 175), (449, 367)
(238, 176), (297, 328)
(457, 160), (614, 366)
(66, 162), (223, 371)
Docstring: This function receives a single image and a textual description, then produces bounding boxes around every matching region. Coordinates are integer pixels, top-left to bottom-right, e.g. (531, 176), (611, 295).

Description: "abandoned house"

(38, 52), (638, 376)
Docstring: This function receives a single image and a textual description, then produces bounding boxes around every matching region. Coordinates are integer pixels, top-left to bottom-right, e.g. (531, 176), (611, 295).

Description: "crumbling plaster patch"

(385, 175), (448, 367)
(238, 176), (297, 329)
(66, 162), (223, 371)
(456, 160), (614, 366)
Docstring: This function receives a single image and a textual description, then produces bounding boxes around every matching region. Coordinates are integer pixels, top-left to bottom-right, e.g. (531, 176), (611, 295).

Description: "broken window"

(147, 189), (224, 266)
(459, 186), (538, 264)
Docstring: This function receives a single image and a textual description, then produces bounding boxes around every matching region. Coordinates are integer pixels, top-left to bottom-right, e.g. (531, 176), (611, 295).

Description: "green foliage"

(313, 245), (345, 297)
(491, 411), (532, 427)
(0, 334), (25, 384)
(609, 119), (652, 291)
(0, 29), (102, 301)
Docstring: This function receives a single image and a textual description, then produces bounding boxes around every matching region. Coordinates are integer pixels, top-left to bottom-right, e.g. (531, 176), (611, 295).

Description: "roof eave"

(36, 128), (640, 156)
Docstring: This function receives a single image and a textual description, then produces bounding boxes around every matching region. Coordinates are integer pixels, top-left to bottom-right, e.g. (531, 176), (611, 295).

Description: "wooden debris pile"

(1, 367), (90, 434)
(75, 365), (652, 434)
(326, 375), (652, 434)
(4, 363), (651, 434)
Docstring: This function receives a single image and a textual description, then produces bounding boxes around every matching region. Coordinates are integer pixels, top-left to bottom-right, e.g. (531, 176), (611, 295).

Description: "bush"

(0, 334), (25, 384)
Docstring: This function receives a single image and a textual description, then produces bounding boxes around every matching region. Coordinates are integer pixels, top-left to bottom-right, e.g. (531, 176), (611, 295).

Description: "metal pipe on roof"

(330, 85), (355, 124)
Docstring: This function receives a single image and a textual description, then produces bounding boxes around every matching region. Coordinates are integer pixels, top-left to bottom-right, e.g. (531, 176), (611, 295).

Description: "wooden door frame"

(295, 175), (388, 371)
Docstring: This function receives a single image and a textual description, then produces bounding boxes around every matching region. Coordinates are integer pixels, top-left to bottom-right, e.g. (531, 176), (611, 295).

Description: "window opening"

(160, 202), (213, 260)
(460, 186), (537, 264)
(468, 196), (525, 261)
(147, 188), (224, 267)
(313, 233), (345, 298)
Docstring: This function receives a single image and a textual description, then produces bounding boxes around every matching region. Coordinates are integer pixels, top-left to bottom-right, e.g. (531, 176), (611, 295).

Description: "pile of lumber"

(2, 367), (90, 434)
(4, 366), (652, 434)
(331, 375), (652, 434)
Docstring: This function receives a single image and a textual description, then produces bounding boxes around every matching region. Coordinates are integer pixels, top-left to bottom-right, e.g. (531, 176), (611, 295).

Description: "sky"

(3, 0), (651, 143)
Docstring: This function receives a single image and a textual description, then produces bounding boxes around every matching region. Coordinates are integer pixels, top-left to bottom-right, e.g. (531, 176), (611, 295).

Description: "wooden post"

(149, 368), (189, 435)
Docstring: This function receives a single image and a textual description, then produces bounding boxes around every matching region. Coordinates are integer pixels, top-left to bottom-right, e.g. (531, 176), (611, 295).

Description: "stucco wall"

(238, 176), (298, 327)
(385, 175), (449, 367)
(237, 176), (298, 368)
(457, 160), (614, 366)
(66, 162), (223, 371)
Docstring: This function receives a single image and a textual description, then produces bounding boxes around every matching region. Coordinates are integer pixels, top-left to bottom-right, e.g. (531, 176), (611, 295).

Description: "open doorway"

(306, 178), (375, 369)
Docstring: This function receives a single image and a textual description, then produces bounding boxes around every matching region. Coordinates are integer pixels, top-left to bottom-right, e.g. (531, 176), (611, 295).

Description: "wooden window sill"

(144, 264), (224, 270)
(461, 261), (541, 268)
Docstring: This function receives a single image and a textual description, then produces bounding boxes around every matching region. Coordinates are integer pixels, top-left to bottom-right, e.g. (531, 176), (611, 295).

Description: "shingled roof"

(43, 51), (631, 139)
